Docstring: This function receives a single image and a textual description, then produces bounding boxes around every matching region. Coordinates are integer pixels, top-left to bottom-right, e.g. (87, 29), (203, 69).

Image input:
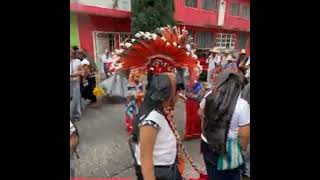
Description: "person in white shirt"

(99, 48), (112, 78)
(70, 48), (83, 122)
(132, 73), (183, 180)
(198, 71), (250, 180)
(206, 47), (222, 87)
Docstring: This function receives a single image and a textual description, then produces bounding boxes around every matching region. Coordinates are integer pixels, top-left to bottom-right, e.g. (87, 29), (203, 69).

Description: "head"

(147, 73), (179, 109)
(77, 48), (85, 60)
(70, 48), (77, 60)
(105, 49), (110, 55)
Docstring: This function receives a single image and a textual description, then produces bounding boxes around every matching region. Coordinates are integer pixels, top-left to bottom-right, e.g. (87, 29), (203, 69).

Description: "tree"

(131, 0), (175, 34)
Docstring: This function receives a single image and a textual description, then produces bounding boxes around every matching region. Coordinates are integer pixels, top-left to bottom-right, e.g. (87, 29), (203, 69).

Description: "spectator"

(100, 48), (112, 78)
(70, 48), (82, 122)
(80, 59), (97, 109)
(206, 47), (222, 87)
(77, 48), (98, 73)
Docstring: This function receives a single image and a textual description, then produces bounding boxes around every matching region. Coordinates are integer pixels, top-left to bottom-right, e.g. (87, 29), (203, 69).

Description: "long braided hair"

(203, 71), (245, 154)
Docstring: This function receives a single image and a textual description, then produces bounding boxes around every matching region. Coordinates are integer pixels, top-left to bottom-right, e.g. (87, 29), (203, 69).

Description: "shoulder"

(139, 110), (164, 129)
(75, 59), (82, 64)
(145, 110), (166, 123)
(236, 97), (250, 114)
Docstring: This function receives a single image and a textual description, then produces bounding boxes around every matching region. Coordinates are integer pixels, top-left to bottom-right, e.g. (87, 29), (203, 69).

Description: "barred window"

(185, 0), (197, 8)
(202, 0), (219, 11)
(197, 32), (213, 49)
(215, 33), (236, 49)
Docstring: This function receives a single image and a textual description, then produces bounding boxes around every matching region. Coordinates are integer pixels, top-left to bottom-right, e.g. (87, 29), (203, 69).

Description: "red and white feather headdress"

(113, 25), (202, 83)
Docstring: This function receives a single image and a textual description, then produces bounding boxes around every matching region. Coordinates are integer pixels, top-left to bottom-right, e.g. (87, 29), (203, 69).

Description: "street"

(73, 98), (206, 179)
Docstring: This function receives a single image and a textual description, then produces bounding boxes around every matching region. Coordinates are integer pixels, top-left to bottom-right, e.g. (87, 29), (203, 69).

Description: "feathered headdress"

(114, 25), (202, 83)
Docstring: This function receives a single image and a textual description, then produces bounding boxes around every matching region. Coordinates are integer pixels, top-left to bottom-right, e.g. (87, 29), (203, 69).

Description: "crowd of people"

(69, 26), (250, 180)
(70, 46), (98, 123)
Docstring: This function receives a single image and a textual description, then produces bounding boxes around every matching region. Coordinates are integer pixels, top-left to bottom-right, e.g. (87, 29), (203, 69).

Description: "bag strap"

(162, 108), (205, 175)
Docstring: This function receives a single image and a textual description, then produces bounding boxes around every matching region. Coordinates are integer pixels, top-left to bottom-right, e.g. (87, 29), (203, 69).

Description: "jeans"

(70, 81), (81, 122)
(201, 140), (241, 180)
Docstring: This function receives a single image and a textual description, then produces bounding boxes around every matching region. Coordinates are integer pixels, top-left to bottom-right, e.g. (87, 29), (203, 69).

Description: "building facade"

(176, 0), (250, 54)
(70, 0), (131, 61)
(70, 0), (250, 63)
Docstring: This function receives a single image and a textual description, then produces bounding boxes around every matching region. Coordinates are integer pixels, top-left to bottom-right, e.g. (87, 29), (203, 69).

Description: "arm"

(239, 124), (250, 151)
(139, 126), (158, 180)
(238, 100), (250, 151)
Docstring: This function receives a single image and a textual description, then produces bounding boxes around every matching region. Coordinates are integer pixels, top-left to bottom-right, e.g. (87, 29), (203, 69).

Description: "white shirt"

(199, 91), (250, 141)
(135, 110), (177, 165)
(207, 55), (221, 72)
(70, 59), (81, 75)
(101, 54), (112, 64)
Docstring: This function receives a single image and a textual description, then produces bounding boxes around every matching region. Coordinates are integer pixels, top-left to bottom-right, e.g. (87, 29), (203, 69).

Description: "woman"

(132, 73), (182, 180)
(198, 71), (250, 180)
(80, 59), (97, 108)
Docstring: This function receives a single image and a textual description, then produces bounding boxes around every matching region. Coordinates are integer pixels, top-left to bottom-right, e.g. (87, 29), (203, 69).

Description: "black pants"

(201, 140), (241, 180)
(135, 164), (182, 180)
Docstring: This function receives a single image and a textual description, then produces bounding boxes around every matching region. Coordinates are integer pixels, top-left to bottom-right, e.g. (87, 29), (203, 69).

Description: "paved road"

(73, 98), (206, 179)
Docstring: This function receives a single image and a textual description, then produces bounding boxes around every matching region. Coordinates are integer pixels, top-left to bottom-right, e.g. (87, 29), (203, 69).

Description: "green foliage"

(131, 0), (175, 34)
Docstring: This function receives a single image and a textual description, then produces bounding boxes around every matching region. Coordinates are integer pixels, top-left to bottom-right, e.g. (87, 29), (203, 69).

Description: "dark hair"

(203, 71), (244, 154)
(72, 46), (79, 51)
(132, 74), (172, 143)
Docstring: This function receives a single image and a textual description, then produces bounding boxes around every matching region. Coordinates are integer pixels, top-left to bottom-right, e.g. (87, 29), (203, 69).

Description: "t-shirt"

(70, 59), (81, 75)
(200, 91), (250, 141)
(134, 110), (177, 166)
(207, 55), (221, 72)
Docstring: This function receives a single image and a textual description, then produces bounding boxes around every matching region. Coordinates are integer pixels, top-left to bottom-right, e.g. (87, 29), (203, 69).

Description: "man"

(99, 48), (112, 78)
(223, 54), (238, 72)
(238, 49), (248, 74)
(77, 48), (98, 73)
(206, 47), (221, 87)
(70, 48), (82, 122)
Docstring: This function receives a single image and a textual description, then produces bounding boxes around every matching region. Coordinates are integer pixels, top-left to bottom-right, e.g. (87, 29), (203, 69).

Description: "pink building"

(70, 0), (250, 63)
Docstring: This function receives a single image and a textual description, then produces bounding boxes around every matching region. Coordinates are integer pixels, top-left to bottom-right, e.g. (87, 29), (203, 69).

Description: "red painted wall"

(77, 14), (131, 57)
(174, 0), (249, 31)
(174, 0), (218, 27)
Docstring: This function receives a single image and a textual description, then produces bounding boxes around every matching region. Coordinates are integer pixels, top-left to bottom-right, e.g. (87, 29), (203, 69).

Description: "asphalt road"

(73, 98), (206, 179)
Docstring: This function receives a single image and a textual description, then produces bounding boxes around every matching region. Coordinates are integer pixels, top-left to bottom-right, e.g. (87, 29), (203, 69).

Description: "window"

(203, 0), (219, 11)
(237, 32), (249, 49)
(230, 1), (250, 18)
(240, 5), (250, 18)
(230, 2), (240, 16)
(93, 32), (117, 73)
(120, 33), (131, 44)
(197, 32), (213, 49)
(185, 0), (197, 8)
(214, 33), (236, 49)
